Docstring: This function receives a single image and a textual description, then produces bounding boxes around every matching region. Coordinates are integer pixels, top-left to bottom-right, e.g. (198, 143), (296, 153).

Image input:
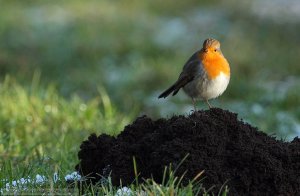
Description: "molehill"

(76, 108), (300, 195)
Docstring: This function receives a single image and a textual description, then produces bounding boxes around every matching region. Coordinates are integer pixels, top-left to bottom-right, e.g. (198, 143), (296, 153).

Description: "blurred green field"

(0, 0), (300, 194)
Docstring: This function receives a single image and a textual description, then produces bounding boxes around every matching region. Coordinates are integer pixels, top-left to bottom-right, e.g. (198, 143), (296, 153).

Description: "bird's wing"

(171, 59), (200, 96)
(158, 53), (201, 98)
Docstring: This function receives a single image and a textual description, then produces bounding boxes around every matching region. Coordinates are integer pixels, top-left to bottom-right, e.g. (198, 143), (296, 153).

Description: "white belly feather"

(183, 72), (230, 100)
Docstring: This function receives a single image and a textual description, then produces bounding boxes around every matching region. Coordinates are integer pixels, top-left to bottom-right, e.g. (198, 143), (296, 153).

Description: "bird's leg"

(206, 100), (212, 109)
(192, 97), (197, 111)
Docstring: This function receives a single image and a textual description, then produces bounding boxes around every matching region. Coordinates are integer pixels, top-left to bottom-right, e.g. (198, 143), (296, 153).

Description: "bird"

(158, 38), (230, 110)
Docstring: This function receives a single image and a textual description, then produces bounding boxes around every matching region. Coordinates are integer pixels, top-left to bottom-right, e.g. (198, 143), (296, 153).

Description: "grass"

(1, 156), (229, 195)
(0, 75), (133, 171)
(0, 76), (134, 195)
(0, 0), (299, 194)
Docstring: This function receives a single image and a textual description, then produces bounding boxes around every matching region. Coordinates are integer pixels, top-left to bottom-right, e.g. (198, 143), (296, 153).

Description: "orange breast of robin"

(198, 52), (230, 80)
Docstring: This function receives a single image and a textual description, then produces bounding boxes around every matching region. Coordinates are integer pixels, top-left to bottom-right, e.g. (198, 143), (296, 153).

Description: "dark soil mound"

(76, 108), (300, 195)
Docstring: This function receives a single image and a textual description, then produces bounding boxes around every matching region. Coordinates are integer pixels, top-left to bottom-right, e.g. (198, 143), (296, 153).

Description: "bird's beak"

(204, 49), (208, 53)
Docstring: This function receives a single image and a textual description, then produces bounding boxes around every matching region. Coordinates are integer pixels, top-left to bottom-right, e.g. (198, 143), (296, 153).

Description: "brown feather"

(158, 51), (200, 99)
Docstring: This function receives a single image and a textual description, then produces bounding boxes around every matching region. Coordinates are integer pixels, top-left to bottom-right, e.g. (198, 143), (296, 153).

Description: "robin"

(158, 38), (230, 110)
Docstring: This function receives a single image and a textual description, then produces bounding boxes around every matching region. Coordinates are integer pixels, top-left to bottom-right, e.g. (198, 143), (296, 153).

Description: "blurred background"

(0, 0), (300, 165)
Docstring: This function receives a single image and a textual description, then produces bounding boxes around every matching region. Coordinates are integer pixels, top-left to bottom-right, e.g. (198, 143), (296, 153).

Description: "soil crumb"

(76, 108), (300, 195)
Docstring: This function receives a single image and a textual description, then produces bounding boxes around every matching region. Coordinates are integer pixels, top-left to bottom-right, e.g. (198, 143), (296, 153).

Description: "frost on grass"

(115, 187), (133, 196)
(65, 171), (82, 182)
(35, 174), (47, 184)
(2, 174), (46, 192)
(1, 171), (81, 193)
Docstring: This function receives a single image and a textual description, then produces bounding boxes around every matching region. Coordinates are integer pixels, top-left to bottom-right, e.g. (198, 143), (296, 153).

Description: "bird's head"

(201, 38), (223, 59)
(198, 38), (230, 78)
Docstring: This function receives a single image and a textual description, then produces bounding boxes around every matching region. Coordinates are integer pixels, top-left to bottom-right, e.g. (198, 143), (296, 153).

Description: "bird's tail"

(158, 84), (177, 98)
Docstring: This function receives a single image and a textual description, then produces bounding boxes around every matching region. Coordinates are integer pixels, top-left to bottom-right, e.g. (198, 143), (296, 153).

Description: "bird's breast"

(199, 54), (230, 80)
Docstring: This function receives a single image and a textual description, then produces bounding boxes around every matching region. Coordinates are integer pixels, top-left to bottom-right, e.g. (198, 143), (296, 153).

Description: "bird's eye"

(214, 49), (217, 52)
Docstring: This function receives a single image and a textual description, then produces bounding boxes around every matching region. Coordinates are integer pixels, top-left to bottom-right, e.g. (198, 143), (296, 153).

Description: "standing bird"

(158, 38), (230, 110)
